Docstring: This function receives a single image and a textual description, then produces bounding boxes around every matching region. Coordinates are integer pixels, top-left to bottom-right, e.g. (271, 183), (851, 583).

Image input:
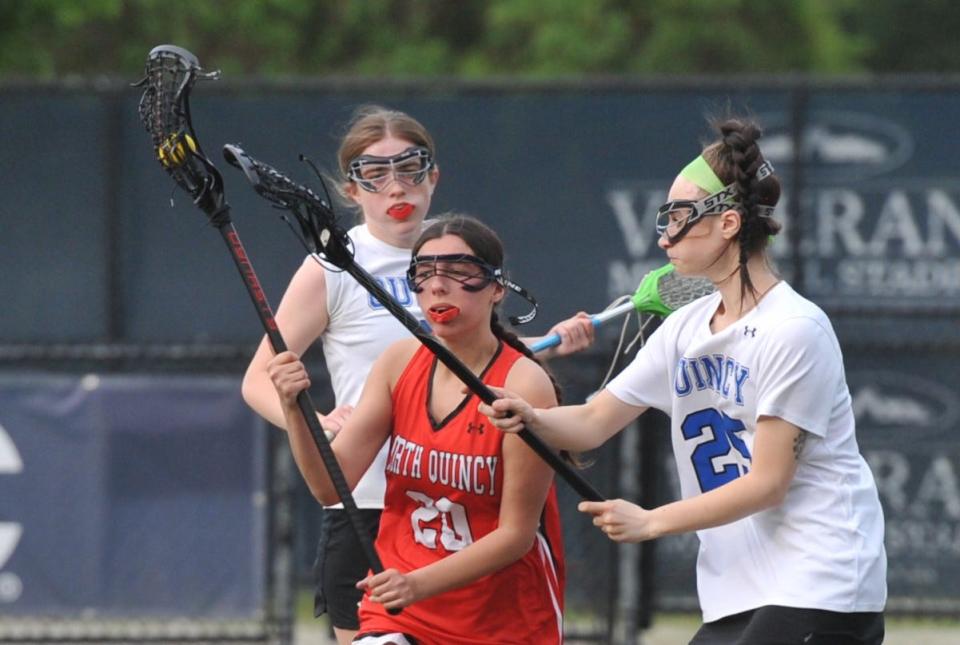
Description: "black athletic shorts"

(313, 508), (382, 630)
(689, 605), (884, 645)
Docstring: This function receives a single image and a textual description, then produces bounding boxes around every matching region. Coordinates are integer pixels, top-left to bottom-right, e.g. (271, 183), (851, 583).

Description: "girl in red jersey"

(268, 214), (566, 645)
(243, 106), (590, 645)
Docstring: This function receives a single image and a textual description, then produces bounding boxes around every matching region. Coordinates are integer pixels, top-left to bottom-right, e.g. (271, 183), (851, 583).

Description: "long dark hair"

(701, 116), (782, 302)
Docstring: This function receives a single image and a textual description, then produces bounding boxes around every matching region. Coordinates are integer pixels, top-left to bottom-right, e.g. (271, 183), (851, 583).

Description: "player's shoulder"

(376, 337), (422, 382)
(761, 282), (832, 329)
(506, 353), (558, 407)
(767, 281), (825, 314)
(283, 253), (330, 306)
(756, 282), (839, 350)
(384, 336), (422, 362)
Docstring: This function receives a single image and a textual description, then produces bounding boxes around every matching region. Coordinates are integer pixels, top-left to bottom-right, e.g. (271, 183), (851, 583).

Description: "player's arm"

(580, 416), (802, 542)
(273, 339), (414, 505)
(481, 387), (646, 453)
(242, 258), (351, 433)
(651, 415), (800, 529)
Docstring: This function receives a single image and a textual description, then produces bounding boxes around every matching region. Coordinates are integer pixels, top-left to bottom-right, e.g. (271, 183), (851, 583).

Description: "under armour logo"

(744, 326), (757, 337)
(467, 422), (485, 434)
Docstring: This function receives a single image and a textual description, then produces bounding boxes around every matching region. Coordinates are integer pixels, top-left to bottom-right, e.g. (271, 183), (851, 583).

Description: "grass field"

(632, 613), (960, 645)
(293, 591), (960, 644)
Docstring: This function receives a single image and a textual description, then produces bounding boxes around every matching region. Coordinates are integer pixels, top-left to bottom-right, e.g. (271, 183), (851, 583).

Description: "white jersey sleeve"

(755, 316), (844, 438)
(605, 315), (677, 413)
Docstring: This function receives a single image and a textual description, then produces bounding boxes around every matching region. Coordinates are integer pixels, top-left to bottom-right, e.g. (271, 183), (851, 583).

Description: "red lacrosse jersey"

(358, 342), (565, 644)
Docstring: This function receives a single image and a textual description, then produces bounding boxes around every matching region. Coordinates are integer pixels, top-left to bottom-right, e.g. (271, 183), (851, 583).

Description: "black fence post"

(788, 83), (809, 294)
(103, 88), (125, 343)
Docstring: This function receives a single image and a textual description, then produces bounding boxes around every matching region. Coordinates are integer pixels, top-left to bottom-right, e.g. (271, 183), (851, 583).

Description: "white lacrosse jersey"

(319, 224), (424, 508)
(607, 281), (887, 622)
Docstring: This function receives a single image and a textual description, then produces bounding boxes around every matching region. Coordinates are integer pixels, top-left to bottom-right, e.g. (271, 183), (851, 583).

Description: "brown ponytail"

(702, 117), (782, 303)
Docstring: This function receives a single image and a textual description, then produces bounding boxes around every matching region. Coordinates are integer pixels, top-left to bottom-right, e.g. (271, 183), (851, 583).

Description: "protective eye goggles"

(406, 253), (539, 325)
(347, 146), (434, 193)
(406, 253), (499, 293)
(656, 160), (775, 244)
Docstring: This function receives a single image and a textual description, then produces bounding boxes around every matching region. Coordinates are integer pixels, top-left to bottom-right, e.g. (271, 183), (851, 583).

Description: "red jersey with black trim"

(358, 342), (565, 644)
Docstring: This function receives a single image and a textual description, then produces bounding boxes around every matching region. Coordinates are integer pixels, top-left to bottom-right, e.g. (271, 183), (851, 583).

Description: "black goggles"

(656, 161), (775, 244)
(656, 185), (738, 243)
(347, 146), (434, 193)
(406, 254), (501, 293)
(406, 253), (538, 325)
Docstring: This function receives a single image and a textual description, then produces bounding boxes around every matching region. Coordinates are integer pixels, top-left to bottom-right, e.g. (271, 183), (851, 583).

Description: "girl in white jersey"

(481, 116), (887, 645)
(242, 105), (594, 645)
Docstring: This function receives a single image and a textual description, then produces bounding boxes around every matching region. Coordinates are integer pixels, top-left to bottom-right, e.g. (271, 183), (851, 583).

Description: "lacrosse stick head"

(135, 45), (227, 219)
(631, 263), (715, 316)
(223, 144), (354, 267)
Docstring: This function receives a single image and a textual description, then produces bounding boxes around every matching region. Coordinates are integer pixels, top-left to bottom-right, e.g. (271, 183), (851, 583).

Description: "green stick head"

(630, 264), (715, 317)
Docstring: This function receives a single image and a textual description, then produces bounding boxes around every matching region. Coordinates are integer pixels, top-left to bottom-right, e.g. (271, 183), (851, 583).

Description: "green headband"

(679, 155), (725, 195)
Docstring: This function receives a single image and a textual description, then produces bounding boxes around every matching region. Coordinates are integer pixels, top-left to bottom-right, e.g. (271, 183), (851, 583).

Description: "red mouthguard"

(387, 203), (415, 220)
(428, 306), (460, 323)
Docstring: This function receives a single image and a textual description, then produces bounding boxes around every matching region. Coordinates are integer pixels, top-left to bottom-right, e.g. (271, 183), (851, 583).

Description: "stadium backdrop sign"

(604, 110), (960, 311)
(0, 422), (23, 604)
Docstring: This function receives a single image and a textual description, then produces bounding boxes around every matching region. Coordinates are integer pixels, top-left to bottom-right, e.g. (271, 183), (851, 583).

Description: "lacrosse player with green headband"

(482, 115), (887, 644)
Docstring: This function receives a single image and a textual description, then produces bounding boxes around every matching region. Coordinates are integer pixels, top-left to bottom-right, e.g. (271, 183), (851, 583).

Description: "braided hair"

(702, 117), (782, 303)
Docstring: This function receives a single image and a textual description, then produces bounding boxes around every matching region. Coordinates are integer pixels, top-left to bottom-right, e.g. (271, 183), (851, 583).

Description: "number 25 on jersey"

(681, 408), (751, 493)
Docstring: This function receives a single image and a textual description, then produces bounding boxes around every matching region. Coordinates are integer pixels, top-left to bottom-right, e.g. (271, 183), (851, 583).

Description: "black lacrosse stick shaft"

(214, 216), (388, 573)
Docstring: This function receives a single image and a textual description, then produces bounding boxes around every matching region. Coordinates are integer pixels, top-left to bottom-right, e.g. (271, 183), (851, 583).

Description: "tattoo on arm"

(792, 430), (808, 461)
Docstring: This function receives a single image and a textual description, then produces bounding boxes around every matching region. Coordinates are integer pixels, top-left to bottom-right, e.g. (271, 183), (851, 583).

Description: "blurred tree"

(843, 0), (960, 73)
(0, 0), (955, 79)
(463, 0), (636, 76)
(629, 0), (866, 74)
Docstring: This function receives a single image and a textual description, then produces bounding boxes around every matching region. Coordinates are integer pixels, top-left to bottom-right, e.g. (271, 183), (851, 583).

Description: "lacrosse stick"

(530, 264), (715, 353)
(222, 143), (605, 502)
(134, 45), (390, 583)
